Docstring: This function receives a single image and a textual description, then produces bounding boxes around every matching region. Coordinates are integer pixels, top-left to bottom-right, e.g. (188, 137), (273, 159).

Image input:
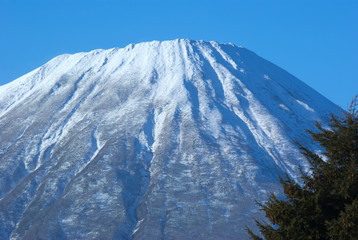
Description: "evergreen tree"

(248, 96), (358, 240)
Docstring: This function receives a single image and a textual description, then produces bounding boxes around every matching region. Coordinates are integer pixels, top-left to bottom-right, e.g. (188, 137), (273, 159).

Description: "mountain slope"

(0, 39), (341, 239)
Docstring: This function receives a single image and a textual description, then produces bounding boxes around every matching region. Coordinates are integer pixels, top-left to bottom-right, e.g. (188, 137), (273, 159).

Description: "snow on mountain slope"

(0, 39), (341, 239)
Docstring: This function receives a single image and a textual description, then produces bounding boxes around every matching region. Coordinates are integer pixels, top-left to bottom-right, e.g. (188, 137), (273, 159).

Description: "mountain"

(0, 39), (341, 239)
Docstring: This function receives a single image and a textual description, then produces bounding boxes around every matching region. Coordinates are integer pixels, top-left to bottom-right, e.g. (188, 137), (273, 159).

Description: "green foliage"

(248, 96), (358, 240)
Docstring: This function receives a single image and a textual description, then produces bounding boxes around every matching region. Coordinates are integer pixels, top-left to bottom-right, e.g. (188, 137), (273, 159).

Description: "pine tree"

(248, 96), (358, 240)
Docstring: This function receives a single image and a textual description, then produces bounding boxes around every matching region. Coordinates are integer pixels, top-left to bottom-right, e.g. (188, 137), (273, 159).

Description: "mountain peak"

(0, 39), (341, 239)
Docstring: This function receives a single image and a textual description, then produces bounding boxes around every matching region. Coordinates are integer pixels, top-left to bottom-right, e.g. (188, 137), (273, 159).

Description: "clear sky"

(1, 0), (357, 109)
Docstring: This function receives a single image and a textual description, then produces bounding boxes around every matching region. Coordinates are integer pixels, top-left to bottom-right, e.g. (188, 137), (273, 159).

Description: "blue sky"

(1, 0), (357, 108)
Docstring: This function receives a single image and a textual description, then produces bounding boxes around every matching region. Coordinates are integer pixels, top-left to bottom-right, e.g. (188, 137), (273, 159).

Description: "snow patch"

(296, 99), (314, 112)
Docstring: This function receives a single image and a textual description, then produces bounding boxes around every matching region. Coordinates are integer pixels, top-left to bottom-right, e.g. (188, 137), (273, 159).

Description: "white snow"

(0, 39), (342, 240)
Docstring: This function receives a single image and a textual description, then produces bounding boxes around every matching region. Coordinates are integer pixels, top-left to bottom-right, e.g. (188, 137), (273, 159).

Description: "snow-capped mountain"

(0, 39), (341, 239)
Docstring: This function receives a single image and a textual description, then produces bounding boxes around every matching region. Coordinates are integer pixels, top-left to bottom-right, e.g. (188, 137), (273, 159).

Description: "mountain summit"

(0, 39), (341, 239)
